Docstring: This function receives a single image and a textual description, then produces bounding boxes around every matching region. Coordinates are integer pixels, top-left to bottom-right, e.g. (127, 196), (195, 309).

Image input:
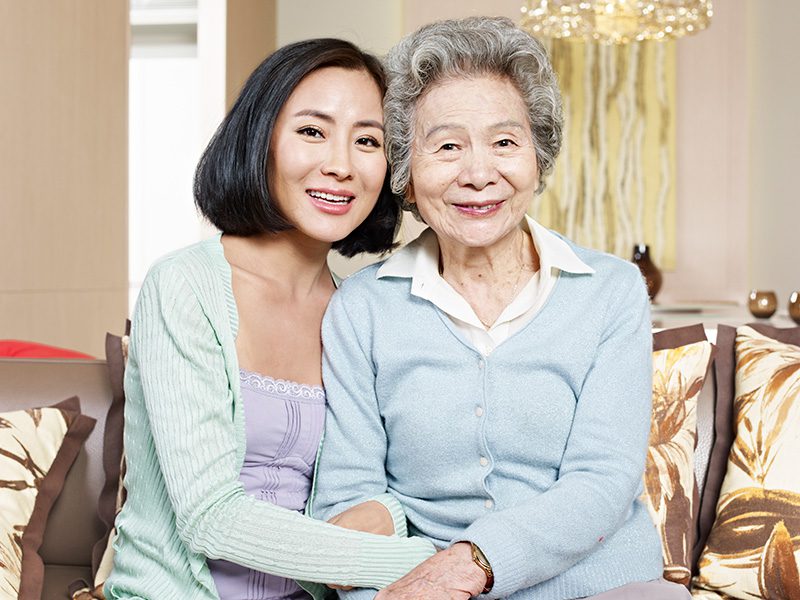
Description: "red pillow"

(0, 340), (94, 359)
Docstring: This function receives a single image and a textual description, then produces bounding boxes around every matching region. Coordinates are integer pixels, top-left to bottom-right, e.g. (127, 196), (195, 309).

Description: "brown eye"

(297, 126), (324, 138)
(356, 136), (381, 148)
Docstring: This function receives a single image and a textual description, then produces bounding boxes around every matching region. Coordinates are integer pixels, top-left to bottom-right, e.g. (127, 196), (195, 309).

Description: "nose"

(456, 147), (499, 190)
(321, 139), (353, 180)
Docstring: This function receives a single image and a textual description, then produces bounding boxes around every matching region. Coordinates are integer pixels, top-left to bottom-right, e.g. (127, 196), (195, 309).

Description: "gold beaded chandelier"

(520, 0), (713, 43)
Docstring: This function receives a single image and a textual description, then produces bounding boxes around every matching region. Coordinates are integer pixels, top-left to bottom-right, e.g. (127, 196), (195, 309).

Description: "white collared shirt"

(377, 215), (595, 356)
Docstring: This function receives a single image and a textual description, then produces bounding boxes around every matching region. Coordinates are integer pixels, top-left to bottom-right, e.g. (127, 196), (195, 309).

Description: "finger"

(326, 584), (353, 590)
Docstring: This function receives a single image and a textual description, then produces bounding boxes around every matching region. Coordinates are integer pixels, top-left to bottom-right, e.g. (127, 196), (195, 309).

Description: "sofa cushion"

(644, 324), (714, 585)
(693, 326), (800, 598)
(0, 397), (95, 600)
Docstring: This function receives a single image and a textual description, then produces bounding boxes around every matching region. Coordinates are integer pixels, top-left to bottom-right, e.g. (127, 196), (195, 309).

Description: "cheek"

(271, 142), (314, 184)
(359, 154), (388, 195)
(503, 158), (540, 191)
(409, 160), (457, 204)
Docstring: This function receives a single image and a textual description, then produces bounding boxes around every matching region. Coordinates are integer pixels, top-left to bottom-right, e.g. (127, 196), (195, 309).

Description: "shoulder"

(133, 237), (234, 333)
(146, 236), (223, 278)
(557, 236), (645, 293)
(325, 260), (413, 332)
(142, 237), (226, 296)
(548, 236), (649, 331)
(334, 260), (408, 302)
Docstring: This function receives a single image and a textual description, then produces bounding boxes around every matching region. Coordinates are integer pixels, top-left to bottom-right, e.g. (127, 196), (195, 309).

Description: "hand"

(374, 542), (486, 600)
(327, 500), (395, 536)
(326, 501), (395, 591)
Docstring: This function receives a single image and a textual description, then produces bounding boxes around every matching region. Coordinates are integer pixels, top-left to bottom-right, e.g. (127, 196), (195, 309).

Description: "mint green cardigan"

(105, 236), (435, 600)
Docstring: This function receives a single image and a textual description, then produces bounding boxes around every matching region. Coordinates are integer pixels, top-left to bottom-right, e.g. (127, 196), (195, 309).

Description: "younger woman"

(106, 39), (435, 600)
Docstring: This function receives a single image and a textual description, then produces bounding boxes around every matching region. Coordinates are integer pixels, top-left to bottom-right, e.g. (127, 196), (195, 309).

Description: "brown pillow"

(0, 397), (96, 600)
(693, 326), (800, 598)
(645, 324), (714, 585)
(694, 323), (800, 570)
(84, 322), (130, 600)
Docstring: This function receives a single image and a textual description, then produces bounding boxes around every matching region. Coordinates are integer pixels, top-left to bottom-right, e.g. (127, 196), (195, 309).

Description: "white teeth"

(308, 190), (352, 203)
(468, 203), (498, 213)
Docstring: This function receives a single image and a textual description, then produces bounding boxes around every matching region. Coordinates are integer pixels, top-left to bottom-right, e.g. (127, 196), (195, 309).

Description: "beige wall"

(661, 0), (750, 303)
(747, 0), (800, 309)
(276, 0), (402, 55)
(402, 0), (521, 31)
(0, 1), (129, 357)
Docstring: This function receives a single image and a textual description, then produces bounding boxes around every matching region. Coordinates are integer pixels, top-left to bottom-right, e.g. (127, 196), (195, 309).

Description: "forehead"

(282, 66), (383, 115)
(414, 75), (528, 128)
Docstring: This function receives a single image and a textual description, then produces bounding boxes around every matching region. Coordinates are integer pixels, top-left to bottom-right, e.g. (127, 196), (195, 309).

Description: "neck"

(439, 226), (536, 285)
(438, 225), (539, 330)
(221, 229), (333, 296)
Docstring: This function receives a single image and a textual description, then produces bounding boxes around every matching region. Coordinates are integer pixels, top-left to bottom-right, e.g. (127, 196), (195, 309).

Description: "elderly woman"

(313, 16), (687, 600)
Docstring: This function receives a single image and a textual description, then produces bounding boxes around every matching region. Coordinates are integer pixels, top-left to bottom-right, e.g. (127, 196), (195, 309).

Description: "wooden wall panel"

(225, 0), (276, 109)
(0, 0), (128, 356)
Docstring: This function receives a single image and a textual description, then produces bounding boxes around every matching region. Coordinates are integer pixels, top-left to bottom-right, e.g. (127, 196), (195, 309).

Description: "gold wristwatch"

(469, 542), (494, 594)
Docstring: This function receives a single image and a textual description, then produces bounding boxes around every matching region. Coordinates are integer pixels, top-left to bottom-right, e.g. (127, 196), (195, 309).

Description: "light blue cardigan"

(313, 235), (663, 600)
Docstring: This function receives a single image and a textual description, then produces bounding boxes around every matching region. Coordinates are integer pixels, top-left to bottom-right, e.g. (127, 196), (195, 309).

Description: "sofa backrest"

(0, 358), (111, 569)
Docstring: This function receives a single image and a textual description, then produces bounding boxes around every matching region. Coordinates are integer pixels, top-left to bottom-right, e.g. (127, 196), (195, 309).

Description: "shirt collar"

(376, 214), (595, 282)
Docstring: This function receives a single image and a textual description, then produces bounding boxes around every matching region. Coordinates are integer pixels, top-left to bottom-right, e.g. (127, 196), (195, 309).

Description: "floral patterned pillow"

(694, 326), (800, 598)
(0, 397), (95, 600)
(643, 336), (714, 585)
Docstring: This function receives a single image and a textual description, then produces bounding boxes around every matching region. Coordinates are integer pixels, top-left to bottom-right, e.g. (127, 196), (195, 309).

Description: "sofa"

(1, 321), (797, 600)
(0, 357), (112, 599)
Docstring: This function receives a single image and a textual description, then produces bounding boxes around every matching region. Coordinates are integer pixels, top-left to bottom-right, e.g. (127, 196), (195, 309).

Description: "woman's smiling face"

(268, 66), (387, 245)
(408, 75), (540, 252)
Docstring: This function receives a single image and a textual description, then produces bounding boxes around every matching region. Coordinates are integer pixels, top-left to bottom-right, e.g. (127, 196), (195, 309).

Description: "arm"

(312, 290), (408, 524)
(450, 269), (654, 597)
(131, 264), (434, 588)
(312, 289), (437, 594)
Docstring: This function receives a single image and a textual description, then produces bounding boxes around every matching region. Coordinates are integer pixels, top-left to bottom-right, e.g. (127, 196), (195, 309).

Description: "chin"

(302, 224), (358, 245)
(449, 229), (511, 249)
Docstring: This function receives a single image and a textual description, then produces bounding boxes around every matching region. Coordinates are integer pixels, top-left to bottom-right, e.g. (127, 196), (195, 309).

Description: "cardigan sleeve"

(453, 268), (655, 598)
(312, 290), (424, 541)
(130, 262), (435, 589)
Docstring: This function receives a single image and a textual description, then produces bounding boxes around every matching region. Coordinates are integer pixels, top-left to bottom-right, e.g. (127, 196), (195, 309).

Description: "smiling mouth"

(453, 200), (505, 214)
(307, 190), (354, 204)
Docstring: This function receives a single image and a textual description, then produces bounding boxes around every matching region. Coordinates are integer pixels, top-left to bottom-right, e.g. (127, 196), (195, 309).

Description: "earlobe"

(405, 181), (416, 205)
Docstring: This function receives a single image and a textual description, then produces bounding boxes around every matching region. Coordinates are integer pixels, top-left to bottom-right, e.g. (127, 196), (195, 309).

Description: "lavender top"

(208, 370), (325, 600)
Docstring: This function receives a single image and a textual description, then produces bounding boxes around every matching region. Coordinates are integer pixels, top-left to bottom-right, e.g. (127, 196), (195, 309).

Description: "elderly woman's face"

(408, 75), (539, 251)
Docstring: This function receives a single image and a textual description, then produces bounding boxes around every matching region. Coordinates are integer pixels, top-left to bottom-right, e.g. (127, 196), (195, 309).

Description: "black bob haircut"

(194, 38), (400, 257)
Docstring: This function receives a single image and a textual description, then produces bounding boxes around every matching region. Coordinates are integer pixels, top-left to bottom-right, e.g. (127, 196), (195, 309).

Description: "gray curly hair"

(383, 16), (563, 214)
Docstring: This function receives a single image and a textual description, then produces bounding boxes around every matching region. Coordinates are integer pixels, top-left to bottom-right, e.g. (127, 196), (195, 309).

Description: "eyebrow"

(424, 120), (527, 141)
(293, 109), (384, 131)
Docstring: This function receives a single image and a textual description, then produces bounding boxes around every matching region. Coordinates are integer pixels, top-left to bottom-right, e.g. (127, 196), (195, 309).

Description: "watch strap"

(469, 542), (494, 594)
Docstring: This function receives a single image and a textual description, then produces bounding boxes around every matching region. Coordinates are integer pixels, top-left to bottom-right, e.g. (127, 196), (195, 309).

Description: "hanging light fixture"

(520, 1), (713, 43)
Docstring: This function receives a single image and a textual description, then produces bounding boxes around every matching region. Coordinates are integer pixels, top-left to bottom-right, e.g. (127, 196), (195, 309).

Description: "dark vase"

(632, 244), (662, 301)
